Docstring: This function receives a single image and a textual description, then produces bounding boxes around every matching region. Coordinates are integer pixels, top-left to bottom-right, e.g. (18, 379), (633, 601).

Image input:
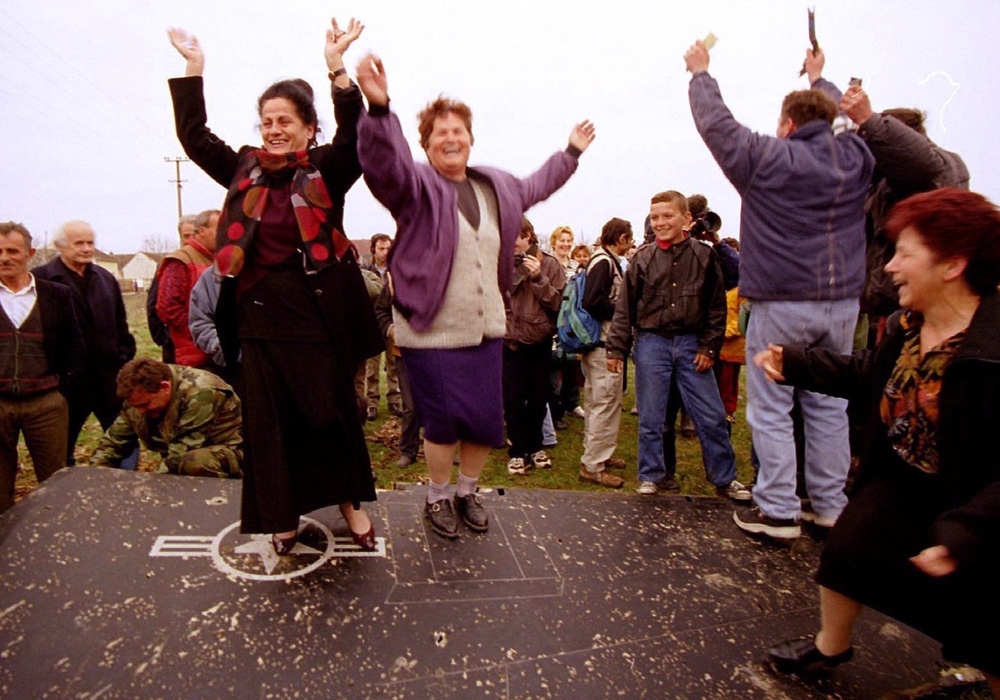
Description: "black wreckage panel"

(0, 468), (946, 699)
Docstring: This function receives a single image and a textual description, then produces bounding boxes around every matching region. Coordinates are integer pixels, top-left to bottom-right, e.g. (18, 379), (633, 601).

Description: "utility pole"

(164, 156), (190, 219)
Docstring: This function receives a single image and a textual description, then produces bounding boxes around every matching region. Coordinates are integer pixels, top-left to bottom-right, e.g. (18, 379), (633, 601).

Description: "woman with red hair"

(757, 188), (1000, 690)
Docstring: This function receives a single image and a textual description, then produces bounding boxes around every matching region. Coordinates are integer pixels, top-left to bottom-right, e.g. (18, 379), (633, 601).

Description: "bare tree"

(140, 234), (175, 253)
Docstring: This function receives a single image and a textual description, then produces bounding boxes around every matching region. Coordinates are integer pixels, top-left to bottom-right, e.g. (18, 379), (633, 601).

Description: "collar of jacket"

(954, 291), (1000, 363)
(788, 120), (833, 141)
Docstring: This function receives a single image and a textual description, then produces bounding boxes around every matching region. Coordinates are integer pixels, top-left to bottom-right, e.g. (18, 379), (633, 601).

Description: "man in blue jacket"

(685, 40), (874, 540)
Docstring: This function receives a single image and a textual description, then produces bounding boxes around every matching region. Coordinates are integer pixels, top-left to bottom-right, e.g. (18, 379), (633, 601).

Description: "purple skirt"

(400, 339), (505, 447)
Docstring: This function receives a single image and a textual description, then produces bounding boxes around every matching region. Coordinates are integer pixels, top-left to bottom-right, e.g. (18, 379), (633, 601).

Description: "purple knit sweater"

(357, 108), (580, 332)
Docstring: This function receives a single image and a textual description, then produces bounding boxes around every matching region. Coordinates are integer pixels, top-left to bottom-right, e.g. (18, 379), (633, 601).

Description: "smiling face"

(260, 97), (315, 154)
(649, 201), (692, 245)
(884, 226), (958, 312)
(555, 232), (574, 259)
(426, 112), (471, 181)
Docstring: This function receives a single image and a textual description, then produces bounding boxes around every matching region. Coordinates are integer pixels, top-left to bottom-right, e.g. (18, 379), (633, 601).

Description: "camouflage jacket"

(92, 365), (242, 473)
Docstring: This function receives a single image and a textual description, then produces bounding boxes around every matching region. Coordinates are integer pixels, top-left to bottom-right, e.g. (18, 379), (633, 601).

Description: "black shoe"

(768, 636), (853, 675)
(425, 499), (459, 539)
(455, 493), (489, 532)
(658, 478), (681, 493)
(366, 406), (377, 422)
(389, 404), (404, 417)
(553, 419), (569, 431)
(734, 506), (801, 539)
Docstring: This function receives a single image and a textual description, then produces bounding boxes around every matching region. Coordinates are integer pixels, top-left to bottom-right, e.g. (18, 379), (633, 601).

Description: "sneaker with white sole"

(529, 450), (553, 469)
(636, 480), (658, 495)
(799, 509), (837, 528)
(733, 507), (801, 539)
(571, 406), (586, 418)
(716, 479), (752, 503)
(507, 457), (530, 475)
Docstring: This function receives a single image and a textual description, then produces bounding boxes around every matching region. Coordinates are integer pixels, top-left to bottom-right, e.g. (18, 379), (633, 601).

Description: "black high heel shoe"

(271, 532), (298, 555)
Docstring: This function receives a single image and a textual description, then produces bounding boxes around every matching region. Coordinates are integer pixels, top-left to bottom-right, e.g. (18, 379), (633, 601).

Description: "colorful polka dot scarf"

(215, 149), (352, 277)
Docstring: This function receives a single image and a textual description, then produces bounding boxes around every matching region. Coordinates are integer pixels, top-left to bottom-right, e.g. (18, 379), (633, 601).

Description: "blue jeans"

(745, 299), (858, 521)
(634, 332), (736, 486)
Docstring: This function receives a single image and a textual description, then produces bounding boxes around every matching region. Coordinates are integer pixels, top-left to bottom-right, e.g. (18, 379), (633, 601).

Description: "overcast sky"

(2, 0), (998, 255)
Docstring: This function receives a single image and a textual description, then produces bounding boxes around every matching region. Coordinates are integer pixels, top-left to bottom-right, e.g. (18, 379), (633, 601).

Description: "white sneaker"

(636, 481), (658, 495)
(507, 457), (530, 475)
(529, 450), (552, 469)
(571, 406), (586, 418)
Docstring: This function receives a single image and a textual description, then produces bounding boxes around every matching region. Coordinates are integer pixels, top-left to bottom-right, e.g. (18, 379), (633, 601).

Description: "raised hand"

(356, 53), (389, 108)
(803, 47), (825, 84)
(568, 120), (596, 153)
(167, 27), (204, 77)
(684, 40), (710, 74)
(325, 17), (364, 70)
(840, 85), (874, 126)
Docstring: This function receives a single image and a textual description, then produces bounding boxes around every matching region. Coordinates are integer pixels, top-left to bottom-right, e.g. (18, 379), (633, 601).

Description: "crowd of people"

(0, 17), (996, 694)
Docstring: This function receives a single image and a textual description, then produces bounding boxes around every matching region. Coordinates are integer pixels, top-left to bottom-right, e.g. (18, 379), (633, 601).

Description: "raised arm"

(166, 28), (239, 187)
(356, 54), (423, 216)
(686, 40), (768, 194)
(317, 17), (366, 199)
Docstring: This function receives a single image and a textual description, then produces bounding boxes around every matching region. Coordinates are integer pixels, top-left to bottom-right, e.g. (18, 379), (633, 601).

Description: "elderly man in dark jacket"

(34, 220), (136, 467)
(686, 40), (874, 540)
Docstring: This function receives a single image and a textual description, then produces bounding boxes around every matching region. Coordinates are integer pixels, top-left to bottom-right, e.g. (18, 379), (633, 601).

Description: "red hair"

(886, 188), (1000, 296)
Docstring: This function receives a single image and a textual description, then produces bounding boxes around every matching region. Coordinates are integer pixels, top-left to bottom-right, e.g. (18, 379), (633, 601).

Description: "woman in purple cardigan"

(354, 53), (595, 540)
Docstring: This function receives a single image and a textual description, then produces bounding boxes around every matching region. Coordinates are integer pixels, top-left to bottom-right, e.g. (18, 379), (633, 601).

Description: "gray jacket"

(188, 266), (225, 367)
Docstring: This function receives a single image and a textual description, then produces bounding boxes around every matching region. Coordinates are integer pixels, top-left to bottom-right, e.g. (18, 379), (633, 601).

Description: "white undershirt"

(0, 274), (38, 328)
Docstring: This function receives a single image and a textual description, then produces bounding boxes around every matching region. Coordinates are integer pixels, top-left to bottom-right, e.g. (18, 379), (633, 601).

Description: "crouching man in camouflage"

(92, 358), (242, 478)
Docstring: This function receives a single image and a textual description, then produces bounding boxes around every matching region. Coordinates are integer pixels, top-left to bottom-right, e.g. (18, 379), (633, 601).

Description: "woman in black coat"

(756, 188), (1000, 692)
(167, 19), (383, 554)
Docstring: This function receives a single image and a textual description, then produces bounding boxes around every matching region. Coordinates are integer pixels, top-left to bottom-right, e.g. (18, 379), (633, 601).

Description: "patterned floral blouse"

(880, 311), (966, 474)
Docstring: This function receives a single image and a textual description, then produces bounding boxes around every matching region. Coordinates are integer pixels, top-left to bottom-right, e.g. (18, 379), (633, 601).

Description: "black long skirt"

(236, 272), (376, 534)
(817, 456), (999, 675)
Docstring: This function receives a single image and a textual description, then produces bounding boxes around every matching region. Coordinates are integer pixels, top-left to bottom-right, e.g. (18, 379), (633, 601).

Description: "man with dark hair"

(361, 232), (400, 419)
(155, 209), (219, 370)
(91, 358), (242, 478)
(0, 222), (85, 512)
(686, 40), (874, 540)
(805, 49), (970, 326)
(34, 220), (137, 467)
(577, 217), (633, 489)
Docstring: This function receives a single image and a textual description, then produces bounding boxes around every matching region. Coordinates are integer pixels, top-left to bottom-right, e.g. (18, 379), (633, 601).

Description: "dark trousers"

(395, 355), (421, 459)
(66, 379), (137, 469)
(1, 390), (68, 512)
(503, 340), (552, 459)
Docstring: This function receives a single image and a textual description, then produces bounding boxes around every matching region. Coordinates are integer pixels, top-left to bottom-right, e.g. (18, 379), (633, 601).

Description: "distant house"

(120, 252), (164, 291)
(93, 250), (120, 278)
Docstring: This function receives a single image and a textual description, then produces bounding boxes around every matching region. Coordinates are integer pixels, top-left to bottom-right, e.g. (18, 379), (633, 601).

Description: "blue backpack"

(556, 266), (602, 354)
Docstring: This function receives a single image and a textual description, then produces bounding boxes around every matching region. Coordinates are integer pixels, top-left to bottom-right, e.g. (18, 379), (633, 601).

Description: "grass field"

(14, 290), (755, 502)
